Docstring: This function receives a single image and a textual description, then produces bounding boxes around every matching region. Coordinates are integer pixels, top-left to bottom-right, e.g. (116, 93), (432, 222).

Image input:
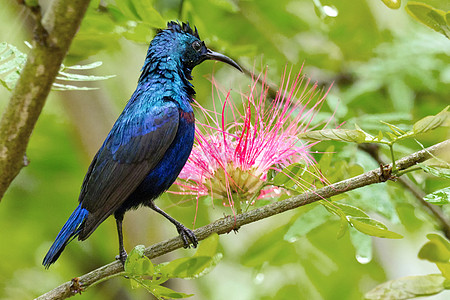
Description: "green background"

(1, 0), (449, 299)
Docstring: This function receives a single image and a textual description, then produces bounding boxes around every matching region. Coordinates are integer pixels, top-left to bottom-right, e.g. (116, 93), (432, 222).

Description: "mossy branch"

(35, 139), (450, 300)
(0, 0), (91, 200)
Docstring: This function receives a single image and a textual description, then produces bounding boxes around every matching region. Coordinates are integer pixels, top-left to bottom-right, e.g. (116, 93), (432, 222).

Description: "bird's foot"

(177, 225), (198, 249)
(115, 249), (128, 266)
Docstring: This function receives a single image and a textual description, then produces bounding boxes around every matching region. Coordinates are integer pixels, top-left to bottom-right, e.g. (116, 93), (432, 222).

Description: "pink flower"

(176, 66), (332, 213)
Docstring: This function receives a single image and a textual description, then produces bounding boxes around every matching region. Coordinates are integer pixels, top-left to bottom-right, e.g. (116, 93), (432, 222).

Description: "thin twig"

(35, 139), (450, 300)
(359, 143), (450, 239)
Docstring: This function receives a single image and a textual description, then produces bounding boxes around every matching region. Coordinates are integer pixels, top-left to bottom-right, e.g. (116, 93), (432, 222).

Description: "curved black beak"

(205, 49), (243, 72)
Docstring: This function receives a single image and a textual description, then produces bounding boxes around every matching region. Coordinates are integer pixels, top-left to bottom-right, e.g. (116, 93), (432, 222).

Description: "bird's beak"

(205, 49), (243, 72)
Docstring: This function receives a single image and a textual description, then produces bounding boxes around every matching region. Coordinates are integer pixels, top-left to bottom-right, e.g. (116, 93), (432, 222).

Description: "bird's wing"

(78, 97), (180, 238)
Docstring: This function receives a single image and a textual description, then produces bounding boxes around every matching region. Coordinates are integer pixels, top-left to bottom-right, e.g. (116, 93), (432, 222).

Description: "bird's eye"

(192, 41), (202, 52)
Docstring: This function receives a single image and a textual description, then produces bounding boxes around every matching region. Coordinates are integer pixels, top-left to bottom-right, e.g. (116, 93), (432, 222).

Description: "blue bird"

(43, 21), (241, 268)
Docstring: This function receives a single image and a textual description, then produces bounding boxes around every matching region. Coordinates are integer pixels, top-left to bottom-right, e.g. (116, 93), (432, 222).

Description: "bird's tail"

(43, 204), (89, 268)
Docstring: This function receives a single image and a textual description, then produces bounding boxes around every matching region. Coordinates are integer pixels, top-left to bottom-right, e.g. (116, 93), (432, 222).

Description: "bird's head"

(141, 21), (242, 81)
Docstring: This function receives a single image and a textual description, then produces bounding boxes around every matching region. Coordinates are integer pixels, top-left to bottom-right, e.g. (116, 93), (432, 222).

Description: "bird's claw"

(115, 249), (128, 266)
(177, 225), (198, 248)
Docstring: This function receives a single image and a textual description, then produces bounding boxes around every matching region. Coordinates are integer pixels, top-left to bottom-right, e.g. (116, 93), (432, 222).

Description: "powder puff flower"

(176, 66), (332, 213)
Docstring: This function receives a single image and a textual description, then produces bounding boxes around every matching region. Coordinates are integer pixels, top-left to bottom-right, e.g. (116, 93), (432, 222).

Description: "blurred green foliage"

(0, 42), (115, 91)
(1, 0), (449, 299)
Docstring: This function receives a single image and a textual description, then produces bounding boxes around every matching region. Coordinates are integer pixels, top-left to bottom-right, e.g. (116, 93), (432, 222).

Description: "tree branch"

(35, 139), (450, 300)
(0, 0), (91, 200)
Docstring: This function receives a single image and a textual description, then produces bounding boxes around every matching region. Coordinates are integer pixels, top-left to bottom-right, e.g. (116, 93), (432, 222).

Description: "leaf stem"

(395, 166), (422, 177)
(232, 192), (242, 214)
(388, 143), (397, 172)
(88, 271), (127, 289)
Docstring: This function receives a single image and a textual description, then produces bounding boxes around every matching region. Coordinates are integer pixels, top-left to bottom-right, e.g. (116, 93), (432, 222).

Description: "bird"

(43, 21), (242, 268)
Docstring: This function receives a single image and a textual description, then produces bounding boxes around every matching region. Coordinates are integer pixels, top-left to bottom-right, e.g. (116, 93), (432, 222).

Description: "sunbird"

(43, 21), (242, 268)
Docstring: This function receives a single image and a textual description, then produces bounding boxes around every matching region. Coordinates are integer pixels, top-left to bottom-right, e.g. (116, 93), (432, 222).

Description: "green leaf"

(241, 226), (297, 268)
(298, 128), (370, 143)
(349, 227), (373, 264)
(114, 0), (141, 20)
(376, 130), (384, 142)
(0, 56), (22, 75)
(385, 131), (399, 141)
(321, 202), (349, 238)
(148, 284), (194, 299)
(51, 83), (98, 91)
(162, 256), (221, 279)
(420, 237), (450, 280)
(333, 202), (370, 218)
(284, 205), (331, 242)
(0, 42), (114, 91)
(132, 0), (165, 27)
(381, 121), (405, 136)
(336, 212), (349, 239)
(418, 234), (450, 263)
(423, 187), (450, 205)
(348, 217), (403, 239)
(436, 261), (450, 280)
(133, 279), (194, 299)
(125, 237), (222, 297)
(322, 201), (346, 219)
(193, 233), (219, 258)
(381, 0), (401, 10)
(56, 71), (115, 81)
(314, 152), (363, 184)
(125, 245), (155, 276)
(323, 202), (394, 242)
(129, 277), (141, 290)
(419, 165), (450, 179)
(321, 202), (371, 220)
(272, 163), (305, 186)
(121, 22), (155, 43)
(396, 203), (422, 231)
(413, 106), (449, 134)
(64, 61), (103, 70)
(365, 274), (448, 300)
(318, 146), (334, 171)
(160, 234), (222, 279)
(406, 2), (450, 38)
(110, 0), (165, 28)
(0, 42), (27, 90)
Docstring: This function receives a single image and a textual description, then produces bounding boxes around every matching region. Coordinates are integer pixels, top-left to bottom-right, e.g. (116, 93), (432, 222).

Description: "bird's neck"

(138, 54), (196, 100)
